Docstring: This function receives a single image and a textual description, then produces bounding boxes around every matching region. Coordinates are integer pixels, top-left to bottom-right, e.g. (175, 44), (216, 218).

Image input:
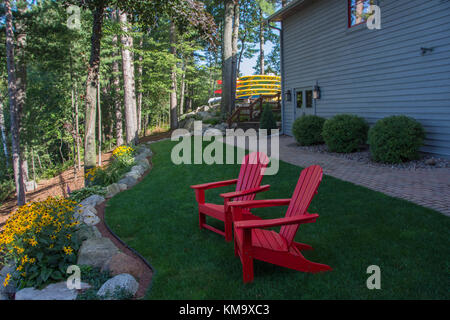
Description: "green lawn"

(105, 139), (450, 299)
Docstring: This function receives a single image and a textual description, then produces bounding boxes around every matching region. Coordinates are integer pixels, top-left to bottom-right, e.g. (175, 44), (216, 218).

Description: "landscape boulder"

(118, 176), (138, 188)
(80, 195), (105, 208)
(101, 252), (144, 280)
(15, 282), (90, 300)
(106, 183), (121, 198)
(0, 263), (16, 296)
(97, 274), (139, 300)
(75, 225), (102, 242)
(77, 238), (119, 268)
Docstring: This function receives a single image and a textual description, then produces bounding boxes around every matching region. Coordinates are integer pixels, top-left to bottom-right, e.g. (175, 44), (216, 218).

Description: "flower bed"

(0, 143), (154, 300)
(1, 198), (80, 289)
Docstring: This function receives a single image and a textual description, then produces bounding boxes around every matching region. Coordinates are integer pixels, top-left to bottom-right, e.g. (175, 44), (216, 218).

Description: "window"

(348, 0), (374, 28)
(296, 90), (303, 108)
(306, 90), (313, 108)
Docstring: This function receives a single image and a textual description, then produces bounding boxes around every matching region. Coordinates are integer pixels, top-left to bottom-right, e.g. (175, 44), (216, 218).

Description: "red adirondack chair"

(190, 152), (270, 241)
(229, 165), (332, 283)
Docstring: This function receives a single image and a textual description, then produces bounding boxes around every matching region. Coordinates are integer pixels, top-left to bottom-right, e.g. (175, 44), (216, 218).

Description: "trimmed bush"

(322, 114), (369, 153)
(368, 115), (425, 164)
(259, 104), (277, 133)
(292, 115), (326, 146)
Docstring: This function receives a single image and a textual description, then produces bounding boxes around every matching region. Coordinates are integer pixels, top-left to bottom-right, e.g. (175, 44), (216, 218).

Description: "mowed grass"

(105, 139), (450, 299)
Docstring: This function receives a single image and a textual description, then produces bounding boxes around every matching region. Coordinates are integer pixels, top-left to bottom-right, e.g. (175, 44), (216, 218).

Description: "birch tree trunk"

(119, 10), (138, 145)
(179, 60), (186, 116)
(74, 83), (81, 171)
(5, 0), (26, 205)
(111, 13), (124, 147)
(231, 1), (240, 112)
(84, 3), (105, 179)
(97, 80), (102, 166)
(169, 21), (179, 130)
(0, 97), (9, 166)
(137, 36), (144, 135)
(17, 0), (28, 188)
(259, 8), (265, 75)
(221, 0), (234, 115)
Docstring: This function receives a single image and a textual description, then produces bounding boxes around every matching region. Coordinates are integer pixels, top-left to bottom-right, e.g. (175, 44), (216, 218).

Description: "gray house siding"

(281, 0), (450, 157)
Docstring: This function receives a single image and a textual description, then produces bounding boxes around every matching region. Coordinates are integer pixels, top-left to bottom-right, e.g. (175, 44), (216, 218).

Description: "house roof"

(267, 0), (314, 22)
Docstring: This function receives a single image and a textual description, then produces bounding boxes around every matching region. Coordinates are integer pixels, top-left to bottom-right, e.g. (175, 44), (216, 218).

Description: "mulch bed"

(288, 143), (450, 170)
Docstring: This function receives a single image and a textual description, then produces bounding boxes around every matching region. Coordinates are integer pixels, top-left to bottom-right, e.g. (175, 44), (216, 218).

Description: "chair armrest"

(228, 199), (291, 209)
(190, 179), (238, 190)
(235, 214), (319, 229)
(220, 185), (270, 199)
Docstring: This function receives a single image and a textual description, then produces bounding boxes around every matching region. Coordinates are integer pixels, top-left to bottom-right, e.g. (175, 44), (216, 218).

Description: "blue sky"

(239, 41), (276, 76)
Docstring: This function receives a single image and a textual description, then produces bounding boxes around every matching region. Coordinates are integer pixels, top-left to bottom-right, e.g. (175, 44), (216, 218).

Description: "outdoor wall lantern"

(285, 89), (292, 102)
(313, 84), (321, 100)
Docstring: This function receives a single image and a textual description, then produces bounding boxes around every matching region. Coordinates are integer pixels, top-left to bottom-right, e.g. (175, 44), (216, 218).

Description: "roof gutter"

(267, 0), (306, 22)
(267, 22), (285, 134)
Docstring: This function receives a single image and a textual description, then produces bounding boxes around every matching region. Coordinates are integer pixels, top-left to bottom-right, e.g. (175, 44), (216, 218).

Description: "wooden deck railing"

(227, 93), (281, 127)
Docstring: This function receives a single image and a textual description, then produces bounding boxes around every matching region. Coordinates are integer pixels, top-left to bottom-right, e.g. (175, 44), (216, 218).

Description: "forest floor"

(0, 151), (114, 225)
(0, 129), (173, 226)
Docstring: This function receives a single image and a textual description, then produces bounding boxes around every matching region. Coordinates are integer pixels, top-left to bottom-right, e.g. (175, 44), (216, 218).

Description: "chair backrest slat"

(280, 165), (323, 245)
(235, 152), (269, 201)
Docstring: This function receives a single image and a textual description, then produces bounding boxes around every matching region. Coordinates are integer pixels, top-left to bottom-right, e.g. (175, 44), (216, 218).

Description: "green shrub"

(203, 118), (220, 126)
(292, 115), (326, 146)
(273, 112), (281, 122)
(368, 115), (425, 164)
(85, 146), (136, 187)
(259, 104), (278, 133)
(322, 114), (369, 153)
(86, 160), (135, 187)
(69, 186), (107, 203)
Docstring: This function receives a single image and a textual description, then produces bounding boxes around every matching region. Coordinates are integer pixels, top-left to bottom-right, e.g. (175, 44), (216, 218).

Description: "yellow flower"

(63, 246), (73, 255)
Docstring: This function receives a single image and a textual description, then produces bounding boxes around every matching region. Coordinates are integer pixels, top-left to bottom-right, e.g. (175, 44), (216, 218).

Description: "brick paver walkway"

(227, 135), (450, 216)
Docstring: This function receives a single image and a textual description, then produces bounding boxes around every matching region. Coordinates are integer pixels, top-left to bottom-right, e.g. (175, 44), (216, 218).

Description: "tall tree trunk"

(71, 86), (77, 177)
(69, 49), (81, 173)
(85, 3), (105, 180)
(0, 97), (9, 167)
(5, 0), (26, 205)
(221, 0), (234, 115)
(169, 21), (178, 130)
(231, 1), (240, 112)
(97, 80), (102, 166)
(137, 36), (144, 135)
(111, 13), (124, 146)
(119, 10), (138, 145)
(259, 8), (265, 75)
(179, 61), (186, 116)
(74, 83), (81, 171)
(31, 147), (36, 185)
(16, 0), (28, 187)
(22, 145), (29, 182)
